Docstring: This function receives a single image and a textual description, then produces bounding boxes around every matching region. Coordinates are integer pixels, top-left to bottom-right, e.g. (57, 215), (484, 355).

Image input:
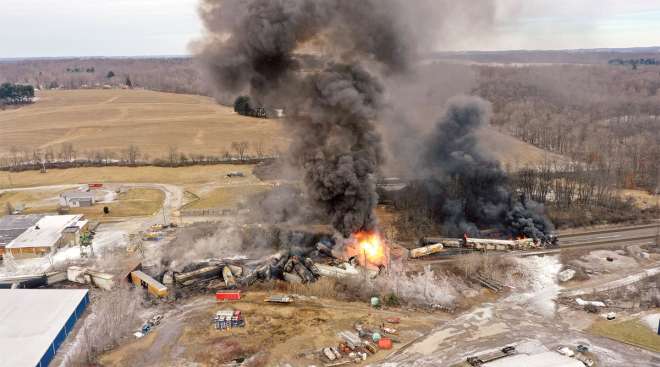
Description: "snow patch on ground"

(641, 313), (659, 332)
(575, 250), (639, 273)
(504, 256), (562, 317)
(0, 226), (128, 276)
(373, 266), (459, 308)
(513, 339), (549, 355)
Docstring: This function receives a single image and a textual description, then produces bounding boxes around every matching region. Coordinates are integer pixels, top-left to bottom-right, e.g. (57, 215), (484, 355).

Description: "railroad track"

(407, 232), (657, 266)
(558, 223), (659, 238)
(561, 234), (657, 248)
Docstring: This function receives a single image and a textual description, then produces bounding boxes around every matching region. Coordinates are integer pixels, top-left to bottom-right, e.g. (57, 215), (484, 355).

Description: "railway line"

(406, 223), (659, 266)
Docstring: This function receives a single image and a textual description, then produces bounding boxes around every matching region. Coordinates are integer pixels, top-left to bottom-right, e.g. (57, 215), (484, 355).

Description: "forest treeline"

(474, 64), (660, 193)
(0, 58), (209, 97)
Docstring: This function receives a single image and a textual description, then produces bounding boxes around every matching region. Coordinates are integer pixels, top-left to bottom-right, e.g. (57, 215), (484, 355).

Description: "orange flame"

(345, 231), (388, 267)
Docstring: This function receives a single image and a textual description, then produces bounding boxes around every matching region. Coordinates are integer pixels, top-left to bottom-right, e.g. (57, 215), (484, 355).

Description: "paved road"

(562, 266), (660, 297)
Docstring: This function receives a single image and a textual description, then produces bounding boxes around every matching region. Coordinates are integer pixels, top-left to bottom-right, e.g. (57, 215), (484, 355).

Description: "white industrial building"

(59, 191), (95, 208)
(0, 289), (89, 367)
(5, 215), (87, 258)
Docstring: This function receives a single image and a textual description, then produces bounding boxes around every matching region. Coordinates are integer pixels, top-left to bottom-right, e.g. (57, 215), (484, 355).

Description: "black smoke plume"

(196, 0), (415, 236)
(416, 96), (554, 241)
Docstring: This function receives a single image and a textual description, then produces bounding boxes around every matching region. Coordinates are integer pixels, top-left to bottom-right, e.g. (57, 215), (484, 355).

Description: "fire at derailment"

(342, 231), (389, 269)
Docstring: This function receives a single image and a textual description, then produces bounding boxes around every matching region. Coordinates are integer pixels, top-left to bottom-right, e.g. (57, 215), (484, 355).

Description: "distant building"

(59, 191), (95, 208)
(0, 214), (44, 259)
(6, 215), (88, 258)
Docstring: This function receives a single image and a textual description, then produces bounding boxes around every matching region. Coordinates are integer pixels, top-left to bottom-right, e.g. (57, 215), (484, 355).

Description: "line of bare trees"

(0, 140), (279, 171)
(62, 287), (141, 366)
(511, 160), (658, 228)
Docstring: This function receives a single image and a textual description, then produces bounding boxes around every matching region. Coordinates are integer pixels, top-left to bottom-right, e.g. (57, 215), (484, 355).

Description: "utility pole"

(162, 206), (167, 226)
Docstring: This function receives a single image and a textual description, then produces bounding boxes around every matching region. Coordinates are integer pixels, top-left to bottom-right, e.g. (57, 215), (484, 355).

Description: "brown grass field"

(0, 188), (64, 212)
(0, 165), (257, 189)
(0, 89), (289, 159)
(67, 188), (165, 220)
(182, 184), (272, 210)
(0, 89), (569, 169)
(0, 188), (164, 220)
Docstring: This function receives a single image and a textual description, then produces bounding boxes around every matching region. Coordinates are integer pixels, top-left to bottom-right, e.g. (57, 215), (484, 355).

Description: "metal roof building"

(0, 215), (44, 247)
(59, 191), (95, 208)
(0, 215), (45, 257)
(0, 289), (90, 367)
(6, 215), (84, 258)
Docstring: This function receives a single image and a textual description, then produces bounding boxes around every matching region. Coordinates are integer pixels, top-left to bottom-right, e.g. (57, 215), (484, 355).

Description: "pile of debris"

(242, 253), (322, 285)
(157, 236), (383, 296)
(312, 320), (400, 365)
(163, 259), (244, 290)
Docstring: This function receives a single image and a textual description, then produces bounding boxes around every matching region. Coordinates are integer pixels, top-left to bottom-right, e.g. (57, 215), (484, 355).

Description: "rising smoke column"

(419, 96), (554, 241)
(196, 0), (414, 236)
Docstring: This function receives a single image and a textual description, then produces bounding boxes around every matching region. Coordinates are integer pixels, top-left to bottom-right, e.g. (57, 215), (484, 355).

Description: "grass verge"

(589, 318), (660, 353)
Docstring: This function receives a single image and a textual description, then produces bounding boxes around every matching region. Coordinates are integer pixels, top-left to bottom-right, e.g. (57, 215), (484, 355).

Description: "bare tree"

(9, 146), (19, 167)
(222, 146), (231, 160)
(231, 141), (249, 161)
(60, 143), (75, 161)
(31, 148), (43, 165)
(63, 287), (142, 365)
(99, 149), (115, 165)
(455, 252), (481, 278)
(124, 144), (140, 165)
(167, 145), (178, 166)
(44, 147), (55, 163)
(254, 140), (265, 159)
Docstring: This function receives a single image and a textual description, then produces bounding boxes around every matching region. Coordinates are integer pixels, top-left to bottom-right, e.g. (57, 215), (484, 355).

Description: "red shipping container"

(378, 338), (393, 350)
(216, 290), (241, 301)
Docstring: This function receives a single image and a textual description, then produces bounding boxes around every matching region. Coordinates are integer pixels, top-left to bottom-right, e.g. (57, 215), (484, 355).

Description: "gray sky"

(1, 0), (659, 58)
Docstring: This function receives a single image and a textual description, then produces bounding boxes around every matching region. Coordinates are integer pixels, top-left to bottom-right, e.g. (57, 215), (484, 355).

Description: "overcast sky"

(1, 0), (659, 58)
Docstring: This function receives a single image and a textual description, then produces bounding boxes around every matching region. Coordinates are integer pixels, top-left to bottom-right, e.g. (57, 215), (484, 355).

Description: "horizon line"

(2, 45), (659, 61)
